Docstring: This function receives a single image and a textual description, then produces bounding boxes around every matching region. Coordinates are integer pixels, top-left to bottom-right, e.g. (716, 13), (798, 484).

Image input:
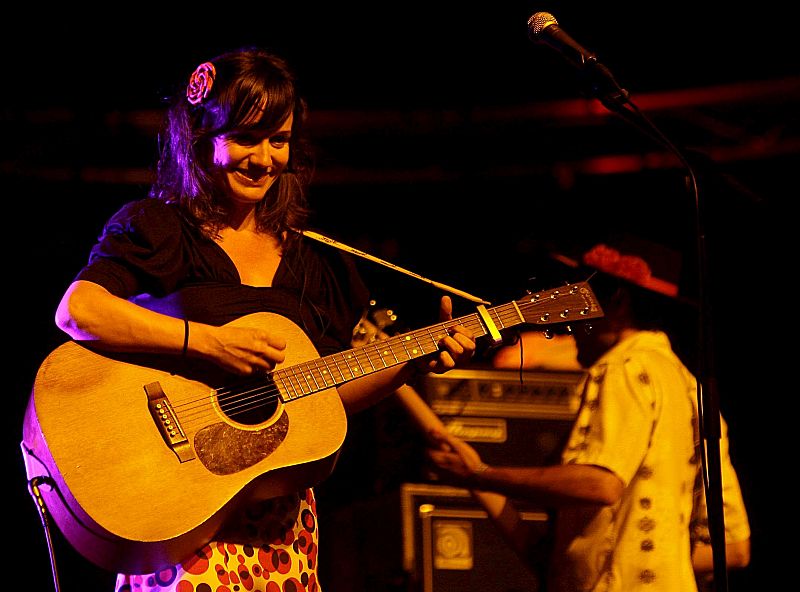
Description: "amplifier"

(421, 368), (585, 467)
(401, 483), (548, 592)
(422, 368), (584, 418)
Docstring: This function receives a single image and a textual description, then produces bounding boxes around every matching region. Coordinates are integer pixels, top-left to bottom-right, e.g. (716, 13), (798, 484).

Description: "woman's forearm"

(56, 280), (186, 354)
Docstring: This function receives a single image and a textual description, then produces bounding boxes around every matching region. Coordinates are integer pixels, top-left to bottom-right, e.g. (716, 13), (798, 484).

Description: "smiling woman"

(212, 116), (293, 212)
(150, 48), (314, 242)
(32, 45), (478, 592)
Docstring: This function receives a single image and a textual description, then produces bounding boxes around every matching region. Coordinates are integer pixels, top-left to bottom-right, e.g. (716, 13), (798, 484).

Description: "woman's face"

(212, 113), (293, 207)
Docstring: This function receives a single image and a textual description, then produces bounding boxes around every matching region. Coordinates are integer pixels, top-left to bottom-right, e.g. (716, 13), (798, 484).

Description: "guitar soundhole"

(218, 374), (280, 426)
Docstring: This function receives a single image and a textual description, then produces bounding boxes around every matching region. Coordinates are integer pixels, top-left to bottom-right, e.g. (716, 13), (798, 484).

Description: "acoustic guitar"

(21, 281), (601, 573)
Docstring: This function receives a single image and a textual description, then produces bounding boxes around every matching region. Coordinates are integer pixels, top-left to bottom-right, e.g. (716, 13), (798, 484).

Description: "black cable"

(27, 476), (61, 592)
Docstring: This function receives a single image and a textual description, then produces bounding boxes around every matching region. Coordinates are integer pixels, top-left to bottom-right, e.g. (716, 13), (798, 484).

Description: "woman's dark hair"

(150, 47), (313, 238)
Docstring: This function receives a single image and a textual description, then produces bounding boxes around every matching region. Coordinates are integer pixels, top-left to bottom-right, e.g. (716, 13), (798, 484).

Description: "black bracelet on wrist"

(182, 318), (189, 359)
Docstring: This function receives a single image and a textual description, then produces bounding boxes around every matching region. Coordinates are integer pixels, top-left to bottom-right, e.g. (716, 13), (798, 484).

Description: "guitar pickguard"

(194, 411), (289, 475)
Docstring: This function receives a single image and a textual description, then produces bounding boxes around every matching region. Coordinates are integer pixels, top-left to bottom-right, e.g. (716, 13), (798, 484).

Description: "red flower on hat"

(186, 62), (216, 105)
(582, 244), (652, 286)
(574, 242), (680, 298)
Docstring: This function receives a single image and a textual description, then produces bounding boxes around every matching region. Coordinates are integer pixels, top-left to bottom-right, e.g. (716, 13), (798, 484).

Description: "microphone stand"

(584, 64), (730, 591)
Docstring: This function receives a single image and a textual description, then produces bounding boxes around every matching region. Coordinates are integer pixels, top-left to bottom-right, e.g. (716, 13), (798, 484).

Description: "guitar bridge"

(144, 382), (195, 463)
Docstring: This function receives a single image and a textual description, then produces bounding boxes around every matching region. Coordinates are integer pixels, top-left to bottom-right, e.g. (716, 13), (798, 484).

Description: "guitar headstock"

(514, 281), (604, 330)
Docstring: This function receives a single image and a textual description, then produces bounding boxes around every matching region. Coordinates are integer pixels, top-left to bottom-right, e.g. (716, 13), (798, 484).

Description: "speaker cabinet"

(319, 369), (584, 592)
(401, 483), (549, 592)
(422, 368), (584, 466)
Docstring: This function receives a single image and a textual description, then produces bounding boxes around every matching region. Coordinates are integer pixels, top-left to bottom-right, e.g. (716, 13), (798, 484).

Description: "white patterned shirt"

(548, 331), (700, 592)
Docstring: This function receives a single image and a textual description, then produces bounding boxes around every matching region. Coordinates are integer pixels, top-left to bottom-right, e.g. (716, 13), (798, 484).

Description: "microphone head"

(527, 11), (558, 38)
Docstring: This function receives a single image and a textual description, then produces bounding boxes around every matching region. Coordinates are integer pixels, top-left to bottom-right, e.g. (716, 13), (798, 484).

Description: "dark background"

(6, 3), (795, 590)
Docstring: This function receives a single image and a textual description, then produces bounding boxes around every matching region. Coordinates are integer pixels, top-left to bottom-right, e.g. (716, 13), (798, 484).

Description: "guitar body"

(21, 312), (347, 574)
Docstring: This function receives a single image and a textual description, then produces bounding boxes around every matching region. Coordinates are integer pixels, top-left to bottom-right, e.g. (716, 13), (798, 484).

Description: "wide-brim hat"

(540, 233), (699, 310)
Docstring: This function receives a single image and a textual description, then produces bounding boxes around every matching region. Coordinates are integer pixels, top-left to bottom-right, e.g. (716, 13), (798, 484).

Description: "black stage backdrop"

(6, 3), (794, 590)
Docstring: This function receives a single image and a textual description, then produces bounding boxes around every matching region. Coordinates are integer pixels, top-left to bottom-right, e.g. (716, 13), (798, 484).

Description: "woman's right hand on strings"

(193, 324), (286, 375)
(57, 280), (285, 376)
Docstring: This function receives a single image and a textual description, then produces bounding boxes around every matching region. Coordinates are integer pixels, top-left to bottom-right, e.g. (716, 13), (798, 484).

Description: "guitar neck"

(273, 307), (500, 401)
(273, 281), (601, 402)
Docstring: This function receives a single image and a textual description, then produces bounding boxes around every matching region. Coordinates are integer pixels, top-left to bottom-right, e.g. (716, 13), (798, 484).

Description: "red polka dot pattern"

(115, 489), (321, 592)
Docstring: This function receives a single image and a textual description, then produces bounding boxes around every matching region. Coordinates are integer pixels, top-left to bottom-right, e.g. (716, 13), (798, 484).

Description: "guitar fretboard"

(271, 281), (600, 402)
(274, 312), (488, 400)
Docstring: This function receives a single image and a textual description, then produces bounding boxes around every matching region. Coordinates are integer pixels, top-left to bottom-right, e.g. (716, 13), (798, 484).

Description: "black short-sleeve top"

(75, 198), (370, 357)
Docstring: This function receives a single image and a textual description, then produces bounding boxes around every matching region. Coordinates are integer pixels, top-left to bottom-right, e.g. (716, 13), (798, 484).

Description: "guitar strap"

(300, 229), (491, 305)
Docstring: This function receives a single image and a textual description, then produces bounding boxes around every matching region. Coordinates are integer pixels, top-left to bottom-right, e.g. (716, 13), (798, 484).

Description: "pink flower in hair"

(186, 62), (216, 105)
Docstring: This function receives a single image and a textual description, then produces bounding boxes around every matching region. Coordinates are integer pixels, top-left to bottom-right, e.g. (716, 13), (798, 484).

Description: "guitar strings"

(172, 317), (483, 425)
(168, 288), (591, 427)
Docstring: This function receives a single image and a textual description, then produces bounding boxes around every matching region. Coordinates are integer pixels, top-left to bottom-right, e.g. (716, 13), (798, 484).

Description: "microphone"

(527, 11), (629, 104)
(527, 12), (598, 70)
